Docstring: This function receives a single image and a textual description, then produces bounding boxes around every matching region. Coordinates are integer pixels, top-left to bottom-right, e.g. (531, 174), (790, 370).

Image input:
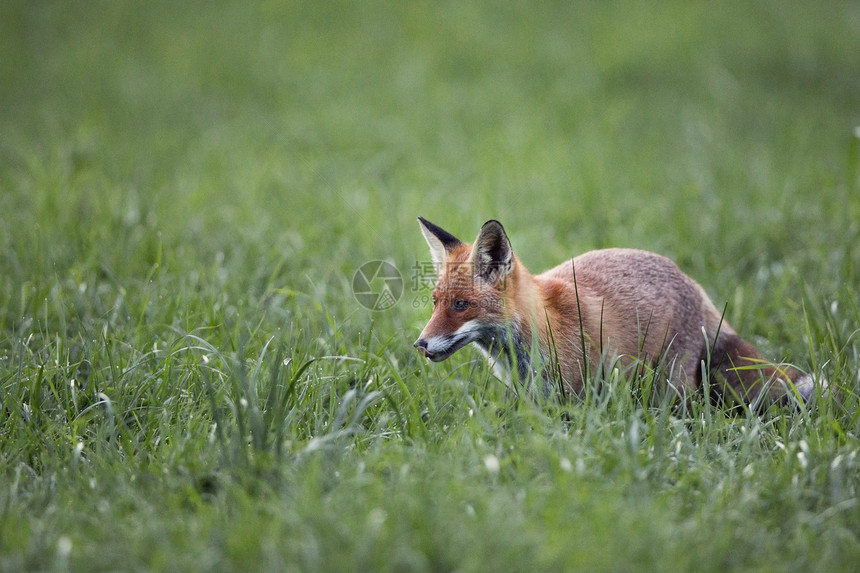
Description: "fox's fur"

(414, 217), (820, 406)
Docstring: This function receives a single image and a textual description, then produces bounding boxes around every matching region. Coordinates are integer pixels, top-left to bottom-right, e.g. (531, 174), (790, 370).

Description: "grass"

(1, 0), (860, 570)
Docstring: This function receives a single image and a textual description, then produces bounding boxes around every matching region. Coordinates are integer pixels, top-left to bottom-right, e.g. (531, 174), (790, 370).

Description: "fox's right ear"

(471, 219), (513, 285)
(417, 216), (463, 270)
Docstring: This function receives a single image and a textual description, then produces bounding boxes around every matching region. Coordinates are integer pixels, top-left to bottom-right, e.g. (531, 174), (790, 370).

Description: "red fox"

(413, 217), (820, 406)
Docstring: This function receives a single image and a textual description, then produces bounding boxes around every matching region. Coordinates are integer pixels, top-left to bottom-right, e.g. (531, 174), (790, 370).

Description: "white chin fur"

(423, 320), (480, 356)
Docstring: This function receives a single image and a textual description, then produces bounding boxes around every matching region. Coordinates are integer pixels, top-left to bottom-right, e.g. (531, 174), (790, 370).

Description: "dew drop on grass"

(483, 454), (500, 475)
(367, 508), (387, 531)
(57, 536), (72, 559)
(559, 457), (572, 473)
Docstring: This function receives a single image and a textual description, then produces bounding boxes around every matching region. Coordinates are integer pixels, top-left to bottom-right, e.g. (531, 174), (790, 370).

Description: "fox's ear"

(471, 220), (513, 285)
(417, 216), (463, 270)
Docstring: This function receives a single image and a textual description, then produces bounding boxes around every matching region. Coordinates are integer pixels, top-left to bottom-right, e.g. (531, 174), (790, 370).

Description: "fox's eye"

(452, 299), (470, 312)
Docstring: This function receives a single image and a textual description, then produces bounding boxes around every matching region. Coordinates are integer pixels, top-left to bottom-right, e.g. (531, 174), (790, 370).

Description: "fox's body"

(414, 217), (818, 405)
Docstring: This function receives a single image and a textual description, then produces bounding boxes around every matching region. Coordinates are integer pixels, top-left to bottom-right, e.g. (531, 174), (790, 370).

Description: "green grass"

(2, 0), (860, 570)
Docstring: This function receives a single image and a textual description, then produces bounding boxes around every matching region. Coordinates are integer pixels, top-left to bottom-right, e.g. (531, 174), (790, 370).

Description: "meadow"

(1, 0), (860, 570)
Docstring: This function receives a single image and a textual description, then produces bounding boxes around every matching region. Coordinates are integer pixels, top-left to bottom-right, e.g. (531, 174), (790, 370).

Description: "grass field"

(2, 0), (860, 570)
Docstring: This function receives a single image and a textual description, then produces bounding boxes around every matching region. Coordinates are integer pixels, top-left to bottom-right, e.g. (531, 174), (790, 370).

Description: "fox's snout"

(413, 337), (427, 351)
(413, 338), (434, 360)
(414, 337), (453, 362)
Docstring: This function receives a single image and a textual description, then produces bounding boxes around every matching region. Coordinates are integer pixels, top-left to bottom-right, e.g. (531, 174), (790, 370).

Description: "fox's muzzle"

(413, 337), (459, 362)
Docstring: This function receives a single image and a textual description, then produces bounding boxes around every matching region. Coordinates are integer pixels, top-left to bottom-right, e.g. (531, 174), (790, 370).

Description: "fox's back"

(543, 248), (703, 308)
(538, 248), (728, 377)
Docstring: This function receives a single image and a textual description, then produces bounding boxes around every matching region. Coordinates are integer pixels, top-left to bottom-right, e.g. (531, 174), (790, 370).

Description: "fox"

(413, 216), (821, 406)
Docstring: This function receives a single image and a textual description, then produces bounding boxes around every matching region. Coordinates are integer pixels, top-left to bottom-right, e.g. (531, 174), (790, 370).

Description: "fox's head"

(413, 217), (517, 362)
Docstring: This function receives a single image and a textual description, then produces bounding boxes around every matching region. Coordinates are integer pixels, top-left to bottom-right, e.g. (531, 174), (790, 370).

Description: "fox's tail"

(709, 332), (826, 406)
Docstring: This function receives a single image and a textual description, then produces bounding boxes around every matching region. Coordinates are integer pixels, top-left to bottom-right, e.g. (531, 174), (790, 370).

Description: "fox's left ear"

(471, 220), (513, 285)
(417, 216), (463, 271)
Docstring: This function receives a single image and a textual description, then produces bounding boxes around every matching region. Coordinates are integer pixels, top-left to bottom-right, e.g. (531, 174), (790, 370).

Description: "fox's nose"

(413, 338), (433, 359)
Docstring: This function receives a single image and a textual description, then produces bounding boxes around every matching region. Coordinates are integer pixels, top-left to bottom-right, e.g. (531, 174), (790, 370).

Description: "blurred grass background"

(1, 0), (860, 570)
